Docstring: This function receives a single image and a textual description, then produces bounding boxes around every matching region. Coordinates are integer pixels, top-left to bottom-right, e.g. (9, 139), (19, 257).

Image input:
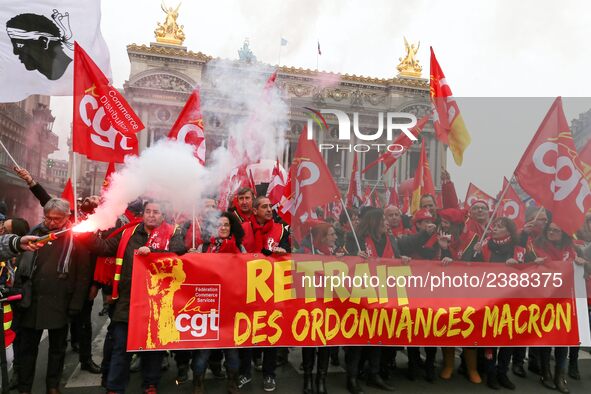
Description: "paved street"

(16, 299), (591, 393)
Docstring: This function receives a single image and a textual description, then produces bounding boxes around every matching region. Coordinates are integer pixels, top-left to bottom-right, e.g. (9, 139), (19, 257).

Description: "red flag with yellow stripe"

(430, 47), (471, 166)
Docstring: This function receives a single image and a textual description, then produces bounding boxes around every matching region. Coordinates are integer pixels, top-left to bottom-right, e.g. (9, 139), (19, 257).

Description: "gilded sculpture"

(154, 1), (185, 45)
(397, 37), (422, 78)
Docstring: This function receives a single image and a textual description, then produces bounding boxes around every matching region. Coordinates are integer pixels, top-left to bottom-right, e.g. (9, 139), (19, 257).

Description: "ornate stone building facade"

(124, 32), (446, 196)
(0, 96), (60, 223)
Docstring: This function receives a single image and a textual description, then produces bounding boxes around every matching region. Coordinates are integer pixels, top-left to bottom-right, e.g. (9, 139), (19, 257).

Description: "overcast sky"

(49, 0), (591, 198)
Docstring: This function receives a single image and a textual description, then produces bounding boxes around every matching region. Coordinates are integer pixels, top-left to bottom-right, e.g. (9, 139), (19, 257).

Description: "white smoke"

(77, 60), (289, 232)
(201, 59), (288, 163)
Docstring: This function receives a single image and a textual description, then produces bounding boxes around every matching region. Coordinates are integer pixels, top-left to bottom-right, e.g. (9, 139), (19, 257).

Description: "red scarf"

(205, 236), (242, 253)
(364, 235), (395, 258)
(532, 242), (576, 262)
(124, 209), (138, 223)
(145, 221), (175, 250)
(250, 216), (274, 252)
(235, 208), (252, 223)
(389, 222), (409, 237)
(464, 218), (486, 238)
(94, 219), (142, 286)
(111, 221), (176, 300)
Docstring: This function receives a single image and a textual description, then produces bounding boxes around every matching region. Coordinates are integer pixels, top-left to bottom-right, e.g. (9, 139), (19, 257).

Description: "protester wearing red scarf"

(527, 220), (586, 393)
(190, 212), (244, 393)
(436, 208), (482, 383)
(239, 196), (289, 392)
(472, 217), (527, 390)
(464, 199), (490, 238)
(344, 208), (435, 393)
(82, 201), (185, 394)
(241, 196), (289, 256)
(230, 187), (255, 224)
(384, 205), (411, 237)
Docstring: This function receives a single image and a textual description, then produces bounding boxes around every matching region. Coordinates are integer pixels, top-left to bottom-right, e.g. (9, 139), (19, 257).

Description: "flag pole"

(72, 152), (78, 222)
(532, 206), (545, 222)
(368, 171), (384, 198)
(316, 40), (319, 71)
(0, 139), (20, 168)
(475, 175), (514, 249)
(310, 230), (316, 255)
(192, 203), (196, 250)
(340, 197), (361, 252)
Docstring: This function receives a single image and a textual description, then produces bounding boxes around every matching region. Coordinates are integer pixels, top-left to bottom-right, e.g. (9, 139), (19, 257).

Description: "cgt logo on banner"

(175, 285), (220, 340)
(128, 253), (591, 351)
(73, 43), (142, 163)
(304, 107), (417, 153)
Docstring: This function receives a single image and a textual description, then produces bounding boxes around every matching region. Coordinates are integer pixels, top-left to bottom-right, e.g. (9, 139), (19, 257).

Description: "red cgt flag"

(496, 177), (526, 228)
(291, 127), (341, 224)
(168, 89), (206, 165)
(514, 97), (591, 235)
(465, 182), (496, 209)
(73, 43), (141, 163)
(361, 113), (429, 174)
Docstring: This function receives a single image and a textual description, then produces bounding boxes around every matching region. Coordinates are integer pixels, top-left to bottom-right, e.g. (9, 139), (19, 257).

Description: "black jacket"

(14, 225), (91, 330)
(84, 223), (185, 322)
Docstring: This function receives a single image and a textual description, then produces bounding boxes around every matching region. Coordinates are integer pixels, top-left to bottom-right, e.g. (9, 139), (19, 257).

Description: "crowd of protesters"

(0, 166), (590, 394)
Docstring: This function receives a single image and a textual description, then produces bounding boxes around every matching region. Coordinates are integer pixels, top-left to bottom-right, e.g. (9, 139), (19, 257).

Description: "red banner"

(128, 253), (589, 351)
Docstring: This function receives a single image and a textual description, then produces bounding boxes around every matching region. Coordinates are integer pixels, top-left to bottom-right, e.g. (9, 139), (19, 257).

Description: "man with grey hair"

(14, 198), (91, 394)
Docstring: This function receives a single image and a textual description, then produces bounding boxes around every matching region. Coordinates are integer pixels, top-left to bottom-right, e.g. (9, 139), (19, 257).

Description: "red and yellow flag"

(430, 47), (471, 166)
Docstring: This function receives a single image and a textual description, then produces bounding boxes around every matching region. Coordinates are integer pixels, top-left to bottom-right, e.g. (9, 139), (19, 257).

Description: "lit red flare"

(72, 220), (97, 233)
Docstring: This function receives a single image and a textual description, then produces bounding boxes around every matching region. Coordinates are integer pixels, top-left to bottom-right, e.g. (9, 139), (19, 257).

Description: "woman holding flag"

(526, 219), (587, 393)
(472, 217), (530, 390)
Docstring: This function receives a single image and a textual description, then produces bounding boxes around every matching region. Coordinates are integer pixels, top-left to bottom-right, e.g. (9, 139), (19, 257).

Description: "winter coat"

(84, 222), (185, 323)
(14, 224), (91, 330)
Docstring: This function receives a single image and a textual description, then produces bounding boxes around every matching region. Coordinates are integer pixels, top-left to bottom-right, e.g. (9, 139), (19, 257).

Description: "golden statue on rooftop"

(155, 1), (185, 45)
(397, 37), (422, 78)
